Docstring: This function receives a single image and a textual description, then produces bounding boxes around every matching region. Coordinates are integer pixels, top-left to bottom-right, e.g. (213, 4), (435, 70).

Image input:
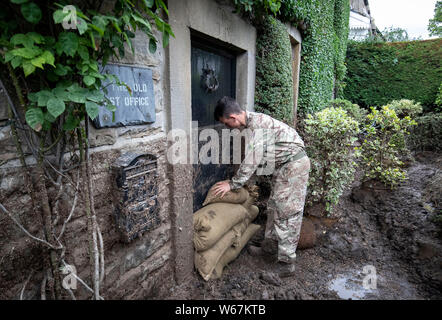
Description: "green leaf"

(11, 0), (28, 4)
(52, 87), (70, 101)
(4, 51), (14, 63)
(11, 56), (22, 69)
(86, 90), (104, 103)
(41, 51), (55, 67)
(37, 90), (54, 106)
(53, 10), (68, 24)
(106, 103), (116, 112)
(77, 45), (89, 60)
(25, 108), (44, 131)
(85, 101), (99, 120)
(162, 32), (169, 48)
(58, 32), (79, 57)
(54, 63), (68, 76)
(27, 32), (44, 44)
(47, 97), (65, 118)
(77, 17), (88, 35)
(27, 92), (38, 102)
(21, 2), (42, 24)
(31, 55), (45, 69)
(68, 92), (86, 103)
(10, 34), (32, 47)
(63, 114), (79, 131)
(44, 111), (57, 123)
(131, 13), (151, 30)
(11, 47), (41, 59)
(83, 75), (95, 86)
(149, 38), (157, 54)
(22, 60), (36, 77)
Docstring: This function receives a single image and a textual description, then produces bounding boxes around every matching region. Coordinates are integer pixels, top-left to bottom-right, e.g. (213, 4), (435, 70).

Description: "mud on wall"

(0, 22), (174, 298)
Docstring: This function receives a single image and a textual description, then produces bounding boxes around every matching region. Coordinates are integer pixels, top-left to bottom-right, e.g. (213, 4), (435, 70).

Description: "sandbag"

(298, 217), (316, 250)
(232, 205), (259, 247)
(193, 203), (252, 251)
(194, 218), (253, 281)
(212, 224), (261, 279)
(202, 184), (249, 206)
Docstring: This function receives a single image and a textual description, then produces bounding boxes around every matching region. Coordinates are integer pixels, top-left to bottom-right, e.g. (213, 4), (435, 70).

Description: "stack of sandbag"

(194, 184), (261, 281)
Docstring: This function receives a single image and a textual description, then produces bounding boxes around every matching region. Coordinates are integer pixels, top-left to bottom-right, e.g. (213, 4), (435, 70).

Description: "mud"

(162, 151), (442, 300)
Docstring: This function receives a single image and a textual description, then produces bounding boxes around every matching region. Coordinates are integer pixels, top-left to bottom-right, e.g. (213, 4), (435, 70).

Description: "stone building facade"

(0, 0), (301, 299)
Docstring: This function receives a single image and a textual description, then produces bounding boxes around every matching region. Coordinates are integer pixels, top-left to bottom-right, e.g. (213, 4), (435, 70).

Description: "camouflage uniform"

(229, 111), (310, 263)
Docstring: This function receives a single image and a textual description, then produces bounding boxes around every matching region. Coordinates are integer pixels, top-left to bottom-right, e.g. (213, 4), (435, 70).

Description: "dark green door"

(191, 37), (236, 212)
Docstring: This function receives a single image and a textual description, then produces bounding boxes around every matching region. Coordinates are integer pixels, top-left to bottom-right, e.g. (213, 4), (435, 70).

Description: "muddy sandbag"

(232, 206), (259, 247)
(195, 217), (255, 281)
(193, 203), (251, 251)
(298, 217), (316, 250)
(212, 224), (261, 279)
(202, 184), (249, 206)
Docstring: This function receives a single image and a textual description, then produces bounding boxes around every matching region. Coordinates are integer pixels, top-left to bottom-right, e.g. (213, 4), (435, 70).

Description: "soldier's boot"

(247, 238), (278, 263)
(275, 261), (296, 278)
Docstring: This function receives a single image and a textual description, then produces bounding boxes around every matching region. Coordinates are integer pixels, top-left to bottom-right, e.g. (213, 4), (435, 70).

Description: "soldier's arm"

(229, 129), (264, 190)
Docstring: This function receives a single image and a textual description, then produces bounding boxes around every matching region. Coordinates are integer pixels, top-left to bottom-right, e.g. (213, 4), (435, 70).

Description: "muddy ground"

(162, 151), (442, 300)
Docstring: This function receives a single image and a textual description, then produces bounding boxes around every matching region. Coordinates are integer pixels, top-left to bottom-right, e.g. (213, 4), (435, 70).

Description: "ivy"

(233, 0), (350, 115)
(1, 0), (174, 133)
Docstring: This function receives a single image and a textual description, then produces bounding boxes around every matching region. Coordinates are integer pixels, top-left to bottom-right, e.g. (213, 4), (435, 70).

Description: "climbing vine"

(0, 0), (172, 300)
(233, 0), (350, 115)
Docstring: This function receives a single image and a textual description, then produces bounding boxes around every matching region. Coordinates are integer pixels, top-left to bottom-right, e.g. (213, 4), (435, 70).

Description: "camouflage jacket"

(229, 111), (306, 190)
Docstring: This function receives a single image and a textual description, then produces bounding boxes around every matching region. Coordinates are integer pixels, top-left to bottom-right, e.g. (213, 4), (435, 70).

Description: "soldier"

(212, 96), (310, 277)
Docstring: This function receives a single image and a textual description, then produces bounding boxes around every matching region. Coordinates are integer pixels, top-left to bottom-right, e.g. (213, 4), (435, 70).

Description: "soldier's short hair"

(214, 96), (243, 121)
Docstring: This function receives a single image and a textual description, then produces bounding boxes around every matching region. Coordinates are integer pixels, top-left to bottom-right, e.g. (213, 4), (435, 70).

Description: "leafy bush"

(359, 106), (417, 188)
(344, 39), (442, 112)
(304, 107), (360, 214)
(407, 112), (442, 152)
(388, 99), (423, 118)
(435, 83), (442, 112)
(328, 99), (367, 124)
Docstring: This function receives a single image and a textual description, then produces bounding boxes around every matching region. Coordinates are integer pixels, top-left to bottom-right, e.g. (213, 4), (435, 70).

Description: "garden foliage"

(344, 39), (442, 112)
(359, 106), (417, 188)
(304, 107), (360, 213)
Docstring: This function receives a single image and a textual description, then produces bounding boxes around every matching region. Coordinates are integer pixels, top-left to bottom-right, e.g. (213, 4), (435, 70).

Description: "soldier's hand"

(212, 181), (231, 198)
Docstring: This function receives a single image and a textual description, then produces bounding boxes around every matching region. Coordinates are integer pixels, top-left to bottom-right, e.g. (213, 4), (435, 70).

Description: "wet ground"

(162, 151), (442, 300)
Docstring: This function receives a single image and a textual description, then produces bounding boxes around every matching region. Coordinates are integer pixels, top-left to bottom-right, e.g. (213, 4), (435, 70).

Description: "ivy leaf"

(37, 90), (54, 106)
(11, 47), (41, 59)
(68, 92), (86, 103)
(76, 17), (88, 35)
(25, 108), (44, 131)
(77, 45), (89, 60)
(86, 90), (104, 103)
(149, 38), (157, 54)
(85, 101), (99, 120)
(58, 32), (79, 57)
(31, 55), (46, 69)
(63, 114), (79, 131)
(47, 97), (65, 118)
(162, 32), (169, 48)
(21, 2), (42, 24)
(41, 51), (55, 67)
(22, 60), (36, 77)
(53, 10), (69, 24)
(10, 34), (33, 47)
(27, 32), (45, 44)
(54, 63), (68, 76)
(83, 75), (96, 86)
(11, 56), (22, 69)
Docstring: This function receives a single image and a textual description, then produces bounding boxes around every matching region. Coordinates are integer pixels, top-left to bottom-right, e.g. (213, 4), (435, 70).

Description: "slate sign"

(112, 152), (160, 243)
(93, 64), (156, 128)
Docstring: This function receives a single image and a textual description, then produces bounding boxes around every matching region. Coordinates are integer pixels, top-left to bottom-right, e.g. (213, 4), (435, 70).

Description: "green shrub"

(328, 99), (367, 124)
(254, 15), (294, 123)
(388, 99), (423, 118)
(344, 39), (442, 112)
(359, 106), (417, 188)
(304, 107), (360, 214)
(435, 83), (442, 112)
(408, 112), (442, 152)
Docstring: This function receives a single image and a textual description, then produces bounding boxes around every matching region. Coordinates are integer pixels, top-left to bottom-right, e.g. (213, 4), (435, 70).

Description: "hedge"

(344, 39), (442, 111)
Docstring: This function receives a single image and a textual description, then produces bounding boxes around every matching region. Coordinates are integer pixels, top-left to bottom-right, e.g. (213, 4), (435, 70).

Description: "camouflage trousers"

(264, 155), (310, 263)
